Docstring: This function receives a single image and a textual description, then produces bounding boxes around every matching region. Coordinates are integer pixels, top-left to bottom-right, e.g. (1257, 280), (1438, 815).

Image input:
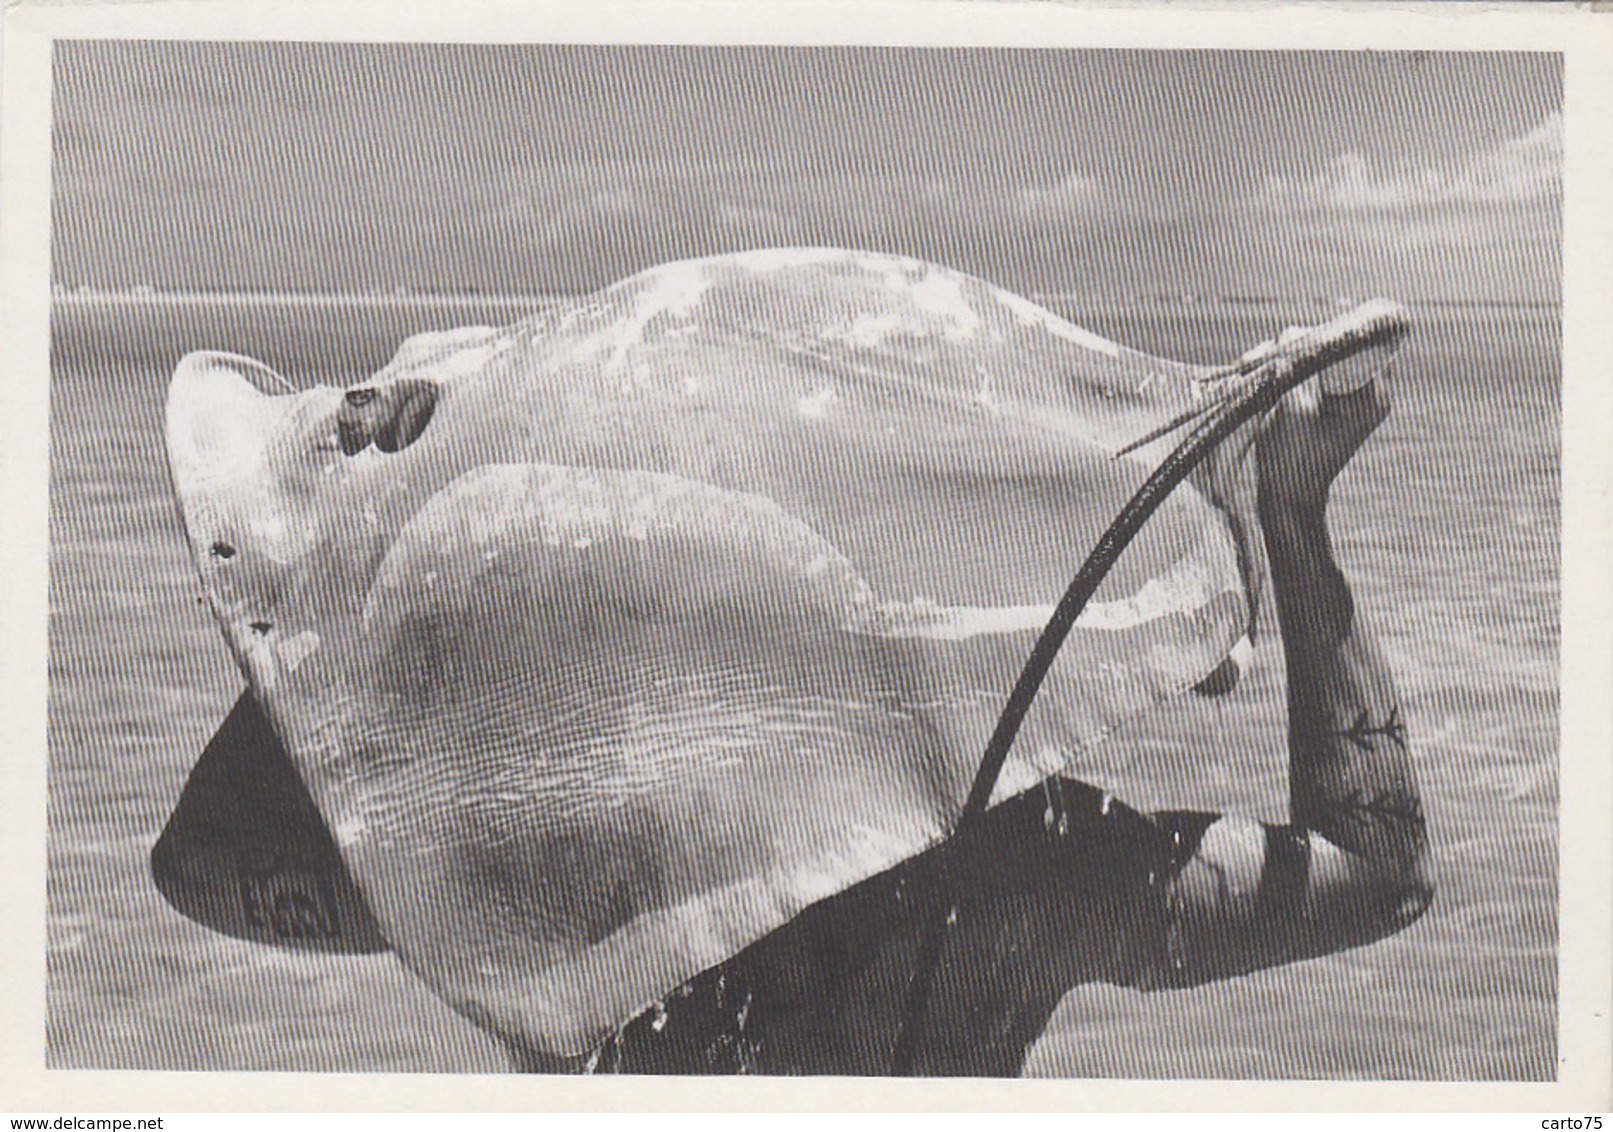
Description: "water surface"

(46, 295), (1559, 1077)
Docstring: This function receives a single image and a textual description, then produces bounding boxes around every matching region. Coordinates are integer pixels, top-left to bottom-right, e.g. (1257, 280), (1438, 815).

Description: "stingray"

(152, 248), (1407, 1059)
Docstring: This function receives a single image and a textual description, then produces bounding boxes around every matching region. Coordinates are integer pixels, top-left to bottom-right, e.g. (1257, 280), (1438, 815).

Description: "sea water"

(44, 294), (1559, 1077)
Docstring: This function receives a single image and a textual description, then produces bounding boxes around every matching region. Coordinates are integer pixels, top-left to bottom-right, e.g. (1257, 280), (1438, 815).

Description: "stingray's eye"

(337, 380), (438, 455)
(375, 380), (439, 454)
(210, 541), (237, 560)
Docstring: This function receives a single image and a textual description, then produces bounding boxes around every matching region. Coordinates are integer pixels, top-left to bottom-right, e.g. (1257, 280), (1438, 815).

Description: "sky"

(51, 43), (1562, 301)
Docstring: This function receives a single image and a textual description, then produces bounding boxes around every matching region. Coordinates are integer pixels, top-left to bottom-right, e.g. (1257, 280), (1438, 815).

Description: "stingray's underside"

(154, 248), (1404, 1056)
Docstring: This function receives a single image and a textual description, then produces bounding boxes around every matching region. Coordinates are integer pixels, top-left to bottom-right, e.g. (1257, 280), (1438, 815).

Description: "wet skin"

(507, 372), (1434, 1076)
(163, 254), (1270, 1058)
(153, 358), (1428, 1076)
(156, 260), (1421, 1072)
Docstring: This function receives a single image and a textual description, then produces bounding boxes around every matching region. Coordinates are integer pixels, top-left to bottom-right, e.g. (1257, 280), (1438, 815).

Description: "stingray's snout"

(165, 352), (325, 684)
(337, 379), (440, 455)
(166, 352), (295, 501)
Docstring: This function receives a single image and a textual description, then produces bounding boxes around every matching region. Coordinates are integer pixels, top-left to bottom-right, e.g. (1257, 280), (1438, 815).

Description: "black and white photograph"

(7, 0), (1610, 1107)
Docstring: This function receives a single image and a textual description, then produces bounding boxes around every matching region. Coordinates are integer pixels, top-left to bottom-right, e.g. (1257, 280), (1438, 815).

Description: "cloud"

(1259, 113), (1561, 211)
(1475, 112), (1563, 204)
(485, 163), (1115, 248)
(1010, 172), (1101, 218)
(716, 200), (794, 237)
(591, 188), (641, 216)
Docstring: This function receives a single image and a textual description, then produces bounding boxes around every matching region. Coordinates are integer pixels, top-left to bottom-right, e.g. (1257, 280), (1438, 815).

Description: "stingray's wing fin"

(328, 458), (1246, 1054)
(150, 692), (389, 954)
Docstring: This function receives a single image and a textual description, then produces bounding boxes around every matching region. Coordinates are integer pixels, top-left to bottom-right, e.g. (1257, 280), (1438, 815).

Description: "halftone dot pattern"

(1022, 306), (1558, 1081)
(53, 43), (1559, 301)
(47, 297), (515, 1073)
(48, 42), (1559, 1077)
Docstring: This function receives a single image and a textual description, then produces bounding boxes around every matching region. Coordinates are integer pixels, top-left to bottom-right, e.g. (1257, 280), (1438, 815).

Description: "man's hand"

(1245, 324), (1400, 509)
(1254, 334), (1395, 510)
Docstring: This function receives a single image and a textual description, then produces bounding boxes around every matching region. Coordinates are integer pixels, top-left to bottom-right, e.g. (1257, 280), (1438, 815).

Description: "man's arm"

(1263, 397), (1426, 880)
(1134, 374), (1432, 990)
